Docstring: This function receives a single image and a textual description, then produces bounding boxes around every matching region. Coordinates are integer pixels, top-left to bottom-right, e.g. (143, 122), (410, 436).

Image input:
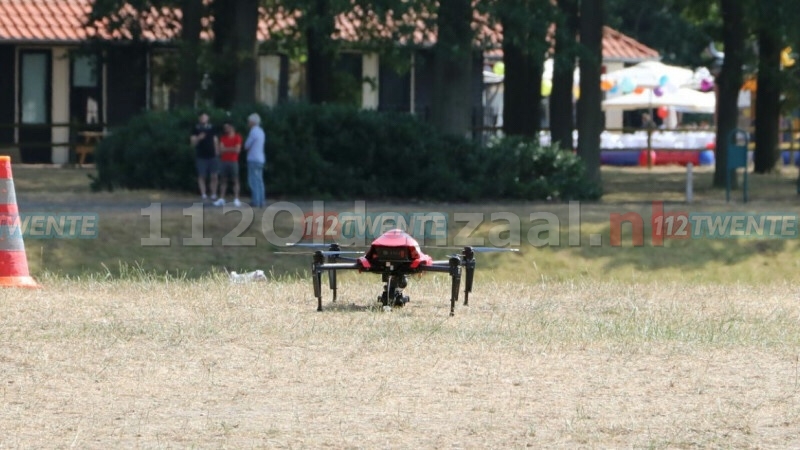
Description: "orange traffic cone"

(0, 156), (37, 288)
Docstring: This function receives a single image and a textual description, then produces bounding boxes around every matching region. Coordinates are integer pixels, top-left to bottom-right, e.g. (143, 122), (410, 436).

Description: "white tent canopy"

(602, 87), (715, 114)
(602, 61), (696, 89)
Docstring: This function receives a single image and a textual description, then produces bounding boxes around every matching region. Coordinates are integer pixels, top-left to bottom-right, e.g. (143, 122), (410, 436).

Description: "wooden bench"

(75, 131), (105, 166)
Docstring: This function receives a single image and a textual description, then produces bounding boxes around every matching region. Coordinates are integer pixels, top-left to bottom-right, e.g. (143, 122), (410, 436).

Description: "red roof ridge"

(0, 0), (659, 61)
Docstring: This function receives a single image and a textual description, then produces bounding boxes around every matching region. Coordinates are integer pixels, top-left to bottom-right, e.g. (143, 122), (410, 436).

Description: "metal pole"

(686, 162), (693, 203)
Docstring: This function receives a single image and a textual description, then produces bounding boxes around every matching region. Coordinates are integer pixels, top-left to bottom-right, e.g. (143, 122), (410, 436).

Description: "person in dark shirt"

(190, 112), (220, 201)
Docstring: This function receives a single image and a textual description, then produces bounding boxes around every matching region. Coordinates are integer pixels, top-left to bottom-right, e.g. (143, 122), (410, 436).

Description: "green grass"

(9, 164), (800, 283)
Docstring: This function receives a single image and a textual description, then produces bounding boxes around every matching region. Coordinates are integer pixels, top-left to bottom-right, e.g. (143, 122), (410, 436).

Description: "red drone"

(285, 228), (518, 316)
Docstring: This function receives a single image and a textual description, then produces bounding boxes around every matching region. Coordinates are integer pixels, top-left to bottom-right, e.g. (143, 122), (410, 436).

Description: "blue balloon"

(620, 77), (635, 94)
(659, 75), (669, 87)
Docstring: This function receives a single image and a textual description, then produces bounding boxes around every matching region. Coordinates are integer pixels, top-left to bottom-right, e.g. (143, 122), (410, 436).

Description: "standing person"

(244, 113), (266, 207)
(190, 112), (219, 201)
(214, 122), (243, 207)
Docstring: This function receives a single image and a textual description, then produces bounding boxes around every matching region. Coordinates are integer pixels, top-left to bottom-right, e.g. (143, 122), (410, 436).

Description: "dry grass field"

(2, 164), (800, 447)
(2, 275), (800, 448)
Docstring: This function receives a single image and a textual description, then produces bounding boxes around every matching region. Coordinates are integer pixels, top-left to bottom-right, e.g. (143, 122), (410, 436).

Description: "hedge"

(90, 104), (602, 202)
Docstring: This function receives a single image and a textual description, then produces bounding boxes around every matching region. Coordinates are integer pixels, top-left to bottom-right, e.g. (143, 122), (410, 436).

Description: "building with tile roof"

(0, 0), (659, 163)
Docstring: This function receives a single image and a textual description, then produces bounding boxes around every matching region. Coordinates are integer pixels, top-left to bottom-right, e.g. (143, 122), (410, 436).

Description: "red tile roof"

(0, 0), (93, 42)
(602, 26), (659, 62)
(0, 0), (657, 61)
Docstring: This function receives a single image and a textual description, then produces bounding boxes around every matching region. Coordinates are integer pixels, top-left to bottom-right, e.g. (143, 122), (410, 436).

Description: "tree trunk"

(212, 0), (259, 108)
(306, 0), (337, 104)
(576, 0), (603, 184)
(233, 0), (259, 106)
(175, 0), (203, 108)
(431, 0), (474, 137)
(502, 42), (539, 137)
(713, 0), (746, 187)
(211, 0), (236, 108)
(753, 25), (781, 173)
(550, 0), (579, 150)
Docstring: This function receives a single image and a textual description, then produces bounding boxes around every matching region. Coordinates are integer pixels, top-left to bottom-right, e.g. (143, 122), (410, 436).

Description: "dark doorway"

(70, 53), (103, 164)
(70, 54), (103, 130)
(18, 49), (52, 163)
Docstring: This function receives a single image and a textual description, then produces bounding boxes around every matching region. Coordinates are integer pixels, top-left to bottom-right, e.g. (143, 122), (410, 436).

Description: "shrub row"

(91, 104), (602, 201)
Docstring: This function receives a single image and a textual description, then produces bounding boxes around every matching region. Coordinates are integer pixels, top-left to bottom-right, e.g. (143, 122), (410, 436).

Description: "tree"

(210, 0), (260, 108)
(576, 0), (604, 183)
(263, 0), (425, 105)
(87, 0), (247, 109)
(753, 0), (784, 173)
(431, 0), (476, 136)
(493, 0), (553, 137)
(550, 0), (579, 149)
(175, 0), (204, 108)
(606, 0), (718, 67)
(303, 0), (338, 103)
(712, 0), (746, 188)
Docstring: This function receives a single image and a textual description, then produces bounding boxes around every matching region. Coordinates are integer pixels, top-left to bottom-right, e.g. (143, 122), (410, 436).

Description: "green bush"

(91, 104), (602, 201)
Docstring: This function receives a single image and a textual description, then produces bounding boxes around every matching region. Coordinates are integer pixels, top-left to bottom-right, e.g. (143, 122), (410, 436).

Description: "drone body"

(291, 229), (516, 316)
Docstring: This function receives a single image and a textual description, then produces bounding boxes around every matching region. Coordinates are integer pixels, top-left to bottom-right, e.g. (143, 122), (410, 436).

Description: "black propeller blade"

(274, 251), (364, 257)
(468, 247), (520, 253)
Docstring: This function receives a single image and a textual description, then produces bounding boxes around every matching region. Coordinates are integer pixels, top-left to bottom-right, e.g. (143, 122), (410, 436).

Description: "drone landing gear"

(378, 275), (410, 308)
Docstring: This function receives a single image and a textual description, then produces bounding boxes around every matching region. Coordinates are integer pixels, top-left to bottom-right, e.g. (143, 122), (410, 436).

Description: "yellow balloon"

(493, 62), (505, 75)
(782, 47), (795, 68)
(541, 79), (553, 97)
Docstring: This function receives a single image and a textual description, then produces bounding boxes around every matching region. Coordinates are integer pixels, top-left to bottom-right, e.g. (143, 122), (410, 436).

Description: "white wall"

(258, 55), (281, 107)
(51, 47), (70, 164)
(362, 53), (379, 110)
(603, 61), (625, 130)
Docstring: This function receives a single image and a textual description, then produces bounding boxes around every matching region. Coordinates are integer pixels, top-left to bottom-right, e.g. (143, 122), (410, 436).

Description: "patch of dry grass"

(2, 276), (799, 447)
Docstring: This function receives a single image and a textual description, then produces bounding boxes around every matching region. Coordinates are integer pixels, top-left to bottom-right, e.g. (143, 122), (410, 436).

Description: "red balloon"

(656, 106), (668, 119)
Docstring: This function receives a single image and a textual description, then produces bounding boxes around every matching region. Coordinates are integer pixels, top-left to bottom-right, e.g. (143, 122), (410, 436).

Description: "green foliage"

(91, 105), (602, 202)
(481, 136), (603, 201)
(607, 0), (719, 67)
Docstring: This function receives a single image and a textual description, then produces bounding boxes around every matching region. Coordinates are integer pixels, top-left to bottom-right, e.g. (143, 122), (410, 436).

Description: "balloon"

(493, 62), (505, 75)
(654, 87), (664, 97)
(656, 106), (668, 119)
(609, 85), (619, 94)
(620, 77), (635, 94)
(541, 79), (553, 97)
(700, 79), (714, 92)
(600, 80), (614, 91)
(659, 75), (669, 87)
(634, 87), (645, 95)
(782, 47), (795, 68)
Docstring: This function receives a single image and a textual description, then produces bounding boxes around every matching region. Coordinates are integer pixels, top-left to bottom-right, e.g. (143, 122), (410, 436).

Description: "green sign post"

(726, 129), (749, 203)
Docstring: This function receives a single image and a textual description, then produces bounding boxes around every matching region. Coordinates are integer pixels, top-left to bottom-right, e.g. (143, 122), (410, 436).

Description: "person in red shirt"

(214, 122), (243, 207)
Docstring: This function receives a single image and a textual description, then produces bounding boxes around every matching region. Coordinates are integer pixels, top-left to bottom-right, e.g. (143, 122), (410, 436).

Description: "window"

(72, 55), (98, 88)
(21, 52), (48, 124)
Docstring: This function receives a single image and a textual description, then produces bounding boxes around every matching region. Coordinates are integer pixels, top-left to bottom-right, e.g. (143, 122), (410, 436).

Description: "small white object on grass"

(229, 270), (267, 283)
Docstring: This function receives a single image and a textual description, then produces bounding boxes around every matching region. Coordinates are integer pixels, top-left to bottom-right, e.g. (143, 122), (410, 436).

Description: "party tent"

(602, 61), (696, 89)
(601, 87), (715, 114)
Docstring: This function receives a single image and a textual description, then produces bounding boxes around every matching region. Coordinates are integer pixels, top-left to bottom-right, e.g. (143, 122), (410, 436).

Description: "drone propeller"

(469, 247), (520, 253)
(274, 250), (364, 257)
(286, 242), (338, 248)
(432, 245), (519, 252)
